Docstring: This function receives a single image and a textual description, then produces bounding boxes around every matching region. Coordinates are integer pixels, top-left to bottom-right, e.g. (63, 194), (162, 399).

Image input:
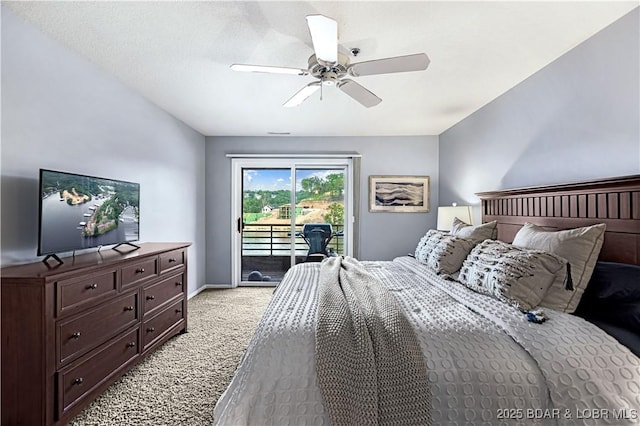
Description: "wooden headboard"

(476, 175), (640, 265)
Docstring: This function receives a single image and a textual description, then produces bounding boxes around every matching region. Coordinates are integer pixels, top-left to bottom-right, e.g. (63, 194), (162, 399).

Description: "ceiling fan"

(230, 14), (430, 108)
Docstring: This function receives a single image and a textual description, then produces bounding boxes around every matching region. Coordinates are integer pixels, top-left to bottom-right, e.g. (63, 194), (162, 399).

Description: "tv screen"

(38, 169), (140, 256)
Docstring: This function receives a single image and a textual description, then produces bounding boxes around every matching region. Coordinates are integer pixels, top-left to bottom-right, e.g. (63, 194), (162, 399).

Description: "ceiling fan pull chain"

(320, 78), (324, 101)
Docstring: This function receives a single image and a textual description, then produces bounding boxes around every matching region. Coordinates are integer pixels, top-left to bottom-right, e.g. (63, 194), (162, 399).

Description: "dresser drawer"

(57, 292), (138, 366)
(159, 248), (186, 274)
(58, 328), (139, 418)
(57, 269), (118, 316)
(142, 298), (184, 350)
(121, 257), (158, 289)
(143, 272), (185, 316)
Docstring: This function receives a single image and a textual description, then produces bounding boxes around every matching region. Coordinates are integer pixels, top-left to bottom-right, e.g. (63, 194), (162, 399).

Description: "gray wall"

(1, 8), (207, 296)
(439, 8), (640, 223)
(205, 136), (439, 285)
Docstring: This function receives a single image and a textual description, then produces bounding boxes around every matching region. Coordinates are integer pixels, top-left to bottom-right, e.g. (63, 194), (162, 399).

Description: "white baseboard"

(188, 284), (232, 299)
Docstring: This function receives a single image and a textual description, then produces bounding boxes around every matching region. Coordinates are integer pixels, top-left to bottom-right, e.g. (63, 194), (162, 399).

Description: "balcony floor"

(241, 255), (324, 283)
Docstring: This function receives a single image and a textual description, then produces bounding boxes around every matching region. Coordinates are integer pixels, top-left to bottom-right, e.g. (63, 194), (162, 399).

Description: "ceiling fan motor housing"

(308, 53), (350, 84)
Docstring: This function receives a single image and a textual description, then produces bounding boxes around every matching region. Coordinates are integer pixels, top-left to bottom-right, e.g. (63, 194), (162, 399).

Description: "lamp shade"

(436, 205), (472, 231)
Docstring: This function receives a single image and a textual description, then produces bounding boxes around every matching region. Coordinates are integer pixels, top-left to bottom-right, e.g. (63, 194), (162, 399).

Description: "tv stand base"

(112, 242), (141, 252)
(42, 253), (64, 266)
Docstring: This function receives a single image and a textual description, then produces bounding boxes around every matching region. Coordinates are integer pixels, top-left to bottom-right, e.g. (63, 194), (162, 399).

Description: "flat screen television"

(38, 169), (140, 263)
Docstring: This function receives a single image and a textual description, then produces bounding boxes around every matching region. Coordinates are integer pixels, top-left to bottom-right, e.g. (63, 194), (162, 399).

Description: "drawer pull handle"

(86, 283), (98, 289)
(175, 309), (182, 314)
(147, 327), (155, 332)
(168, 258), (177, 263)
(135, 268), (145, 274)
(126, 342), (136, 348)
(74, 378), (84, 385)
(71, 332), (81, 339)
(124, 306), (134, 311)
(146, 295), (155, 300)
(175, 281), (182, 286)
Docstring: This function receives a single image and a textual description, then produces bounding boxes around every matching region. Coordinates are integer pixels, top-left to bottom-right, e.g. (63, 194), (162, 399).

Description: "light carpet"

(69, 287), (274, 426)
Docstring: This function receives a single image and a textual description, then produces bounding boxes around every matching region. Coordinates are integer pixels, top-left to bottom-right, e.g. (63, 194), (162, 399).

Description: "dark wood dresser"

(1, 242), (190, 426)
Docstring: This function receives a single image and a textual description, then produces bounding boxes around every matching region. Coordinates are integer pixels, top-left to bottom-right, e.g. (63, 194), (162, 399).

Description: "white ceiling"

(5, 1), (638, 137)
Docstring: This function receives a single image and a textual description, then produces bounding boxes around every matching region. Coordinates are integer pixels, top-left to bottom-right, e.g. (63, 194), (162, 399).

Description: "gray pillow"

(458, 240), (567, 311)
(512, 222), (606, 313)
(450, 218), (497, 243)
(415, 230), (475, 275)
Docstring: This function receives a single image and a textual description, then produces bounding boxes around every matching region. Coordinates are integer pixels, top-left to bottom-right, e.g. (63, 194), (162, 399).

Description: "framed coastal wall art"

(369, 175), (430, 212)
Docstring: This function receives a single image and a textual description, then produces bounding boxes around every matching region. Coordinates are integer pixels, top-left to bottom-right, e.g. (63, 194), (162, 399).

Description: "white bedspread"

(213, 257), (640, 426)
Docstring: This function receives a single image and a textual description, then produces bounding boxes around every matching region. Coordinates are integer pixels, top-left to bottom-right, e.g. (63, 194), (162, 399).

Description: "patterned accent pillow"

(512, 222), (606, 313)
(458, 240), (567, 311)
(415, 230), (475, 275)
(414, 232), (432, 258)
(450, 218), (498, 243)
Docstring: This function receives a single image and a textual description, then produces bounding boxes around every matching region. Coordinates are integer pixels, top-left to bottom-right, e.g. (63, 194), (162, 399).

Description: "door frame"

(230, 156), (355, 287)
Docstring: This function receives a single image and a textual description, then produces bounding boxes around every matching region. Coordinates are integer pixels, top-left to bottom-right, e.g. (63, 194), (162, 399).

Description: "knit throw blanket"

(315, 256), (432, 426)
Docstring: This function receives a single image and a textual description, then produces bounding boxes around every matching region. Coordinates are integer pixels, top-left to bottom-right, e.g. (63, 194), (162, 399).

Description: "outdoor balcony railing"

(242, 223), (344, 257)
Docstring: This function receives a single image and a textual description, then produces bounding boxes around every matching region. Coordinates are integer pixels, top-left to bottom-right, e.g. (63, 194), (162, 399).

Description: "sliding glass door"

(294, 168), (345, 265)
(231, 157), (353, 286)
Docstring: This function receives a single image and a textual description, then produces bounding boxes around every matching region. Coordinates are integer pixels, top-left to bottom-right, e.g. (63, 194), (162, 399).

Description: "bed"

(214, 175), (640, 425)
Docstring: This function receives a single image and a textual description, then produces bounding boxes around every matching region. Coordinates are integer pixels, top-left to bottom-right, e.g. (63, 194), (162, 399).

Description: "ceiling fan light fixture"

(322, 71), (338, 86)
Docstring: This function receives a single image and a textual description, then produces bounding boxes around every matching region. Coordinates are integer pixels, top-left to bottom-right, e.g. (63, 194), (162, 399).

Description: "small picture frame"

(369, 175), (430, 213)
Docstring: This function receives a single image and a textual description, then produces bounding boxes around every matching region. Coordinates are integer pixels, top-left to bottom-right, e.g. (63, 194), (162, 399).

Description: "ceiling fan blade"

(231, 64), (308, 76)
(306, 15), (338, 64)
(338, 79), (382, 108)
(349, 53), (430, 77)
(283, 82), (321, 107)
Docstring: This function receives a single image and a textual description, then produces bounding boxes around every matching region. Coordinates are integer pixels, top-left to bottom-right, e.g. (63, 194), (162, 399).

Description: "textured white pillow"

(415, 230), (475, 275)
(450, 218), (498, 243)
(512, 222), (606, 313)
(458, 240), (567, 311)
(414, 232), (431, 258)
